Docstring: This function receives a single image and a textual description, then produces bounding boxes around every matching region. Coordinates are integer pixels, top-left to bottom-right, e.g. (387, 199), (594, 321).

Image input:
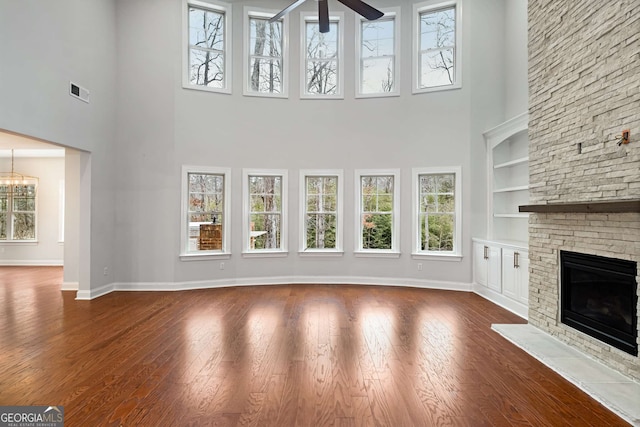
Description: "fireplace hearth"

(560, 251), (638, 356)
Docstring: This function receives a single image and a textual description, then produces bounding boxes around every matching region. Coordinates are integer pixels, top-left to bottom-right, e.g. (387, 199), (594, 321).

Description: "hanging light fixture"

(0, 149), (38, 196)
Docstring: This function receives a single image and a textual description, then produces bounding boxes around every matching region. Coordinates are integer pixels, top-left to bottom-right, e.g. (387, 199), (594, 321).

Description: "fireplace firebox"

(560, 251), (638, 356)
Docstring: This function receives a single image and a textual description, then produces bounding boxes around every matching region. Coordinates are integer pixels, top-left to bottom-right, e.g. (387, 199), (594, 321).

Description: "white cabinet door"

(502, 249), (518, 299)
(487, 245), (502, 292)
(474, 242), (501, 291)
(502, 248), (529, 304)
(517, 251), (529, 305)
(473, 242), (488, 287)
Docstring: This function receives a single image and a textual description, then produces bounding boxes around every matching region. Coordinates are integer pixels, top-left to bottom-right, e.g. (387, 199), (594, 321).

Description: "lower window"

(413, 167), (461, 256)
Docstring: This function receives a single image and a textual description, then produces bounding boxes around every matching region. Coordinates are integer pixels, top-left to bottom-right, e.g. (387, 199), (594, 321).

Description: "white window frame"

(243, 6), (289, 98)
(355, 7), (401, 98)
(182, 0), (233, 94)
(300, 11), (344, 99)
(242, 169), (288, 257)
(411, 166), (462, 261)
(413, 0), (462, 94)
(180, 165), (231, 260)
(299, 169), (344, 256)
(354, 169), (400, 257)
(0, 181), (38, 243)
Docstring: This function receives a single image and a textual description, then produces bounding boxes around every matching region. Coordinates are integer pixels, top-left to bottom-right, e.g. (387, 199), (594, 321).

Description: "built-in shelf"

(494, 156), (529, 169)
(520, 199), (640, 213)
(493, 185), (529, 194)
(494, 213), (530, 218)
(482, 112), (529, 243)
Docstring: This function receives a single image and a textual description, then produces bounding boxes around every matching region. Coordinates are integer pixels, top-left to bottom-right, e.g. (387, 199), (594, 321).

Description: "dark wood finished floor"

(0, 267), (629, 426)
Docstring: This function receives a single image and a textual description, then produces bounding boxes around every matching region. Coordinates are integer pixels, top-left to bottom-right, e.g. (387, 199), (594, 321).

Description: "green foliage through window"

(419, 174), (455, 251)
(360, 176), (393, 250)
(305, 176), (337, 249)
(249, 175), (282, 249)
(0, 184), (36, 241)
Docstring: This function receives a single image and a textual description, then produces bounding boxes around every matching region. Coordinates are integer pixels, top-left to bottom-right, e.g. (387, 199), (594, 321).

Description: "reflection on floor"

(493, 324), (640, 427)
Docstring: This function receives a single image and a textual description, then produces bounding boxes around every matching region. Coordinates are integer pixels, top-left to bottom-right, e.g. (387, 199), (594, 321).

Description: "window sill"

(182, 82), (232, 95)
(298, 250), (344, 257)
(354, 251), (400, 259)
(355, 91), (400, 99)
(242, 251), (288, 258)
(0, 240), (38, 245)
(413, 82), (461, 94)
(180, 252), (232, 262)
(300, 93), (344, 100)
(411, 252), (462, 262)
(243, 91), (288, 99)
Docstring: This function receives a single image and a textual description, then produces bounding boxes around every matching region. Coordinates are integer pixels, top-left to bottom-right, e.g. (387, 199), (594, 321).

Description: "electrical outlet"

(417, 263), (423, 271)
(621, 129), (630, 144)
(220, 262), (225, 270)
(103, 267), (108, 276)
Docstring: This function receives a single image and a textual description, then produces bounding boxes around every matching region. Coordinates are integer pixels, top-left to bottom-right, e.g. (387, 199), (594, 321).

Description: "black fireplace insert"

(560, 251), (638, 356)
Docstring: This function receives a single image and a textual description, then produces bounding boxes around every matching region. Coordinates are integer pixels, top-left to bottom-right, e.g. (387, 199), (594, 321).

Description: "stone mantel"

(519, 199), (640, 214)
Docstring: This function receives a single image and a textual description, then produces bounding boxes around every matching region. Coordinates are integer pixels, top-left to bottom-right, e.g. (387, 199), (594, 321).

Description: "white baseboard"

(76, 282), (114, 300)
(473, 283), (528, 319)
(79, 276), (472, 299)
(61, 281), (78, 291)
(0, 259), (63, 266)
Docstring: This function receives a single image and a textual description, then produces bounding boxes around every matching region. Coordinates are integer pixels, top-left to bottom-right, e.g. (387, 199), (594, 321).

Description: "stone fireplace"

(525, 211), (640, 382)
(527, 1), (640, 382)
(560, 250), (637, 357)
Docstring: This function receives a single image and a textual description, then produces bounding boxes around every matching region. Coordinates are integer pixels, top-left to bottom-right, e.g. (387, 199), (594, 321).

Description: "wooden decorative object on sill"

(199, 224), (222, 250)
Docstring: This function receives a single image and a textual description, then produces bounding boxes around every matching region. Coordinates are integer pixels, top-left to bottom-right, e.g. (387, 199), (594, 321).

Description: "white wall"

(112, 0), (507, 289)
(0, 0), (117, 293)
(504, 0), (528, 118)
(0, 156), (65, 265)
(0, 0), (525, 295)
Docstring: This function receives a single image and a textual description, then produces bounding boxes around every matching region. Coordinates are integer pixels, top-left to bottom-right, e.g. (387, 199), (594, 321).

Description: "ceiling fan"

(269, 0), (384, 33)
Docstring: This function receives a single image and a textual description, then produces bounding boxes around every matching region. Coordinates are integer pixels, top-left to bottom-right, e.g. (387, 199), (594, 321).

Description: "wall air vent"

(69, 82), (90, 103)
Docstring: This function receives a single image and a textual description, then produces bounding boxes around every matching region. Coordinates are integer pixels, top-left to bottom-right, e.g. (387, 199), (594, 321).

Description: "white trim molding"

(75, 276), (473, 299)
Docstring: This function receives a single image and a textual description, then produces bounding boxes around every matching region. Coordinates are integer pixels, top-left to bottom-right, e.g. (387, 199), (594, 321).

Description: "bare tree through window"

(249, 17), (283, 93)
(189, 6), (225, 88)
(249, 175), (282, 249)
(0, 184), (36, 241)
(305, 176), (337, 249)
(419, 7), (455, 88)
(360, 17), (395, 94)
(305, 21), (339, 95)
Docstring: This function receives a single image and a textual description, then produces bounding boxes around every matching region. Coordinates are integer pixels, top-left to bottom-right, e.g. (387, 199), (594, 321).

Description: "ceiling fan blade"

(319, 0), (329, 33)
(336, 0), (384, 20)
(269, 0), (307, 23)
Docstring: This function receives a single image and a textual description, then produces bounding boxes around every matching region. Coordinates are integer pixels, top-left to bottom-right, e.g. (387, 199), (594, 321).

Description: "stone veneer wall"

(528, 1), (640, 381)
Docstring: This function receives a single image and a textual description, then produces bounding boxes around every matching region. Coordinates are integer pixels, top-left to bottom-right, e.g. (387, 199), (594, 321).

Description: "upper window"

(299, 170), (343, 254)
(244, 7), (288, 97)
(301, 12), (344, 99)
(0, 182), (37, 241)
(413, 0), (462, 93)
(183, 0), (232, 93)
(180, 166), (231, 259)
(355, 169), (400, 256)
(355, 8), (400, 98)
(412, 167), (462, 258)
(243, 169), (288, 255)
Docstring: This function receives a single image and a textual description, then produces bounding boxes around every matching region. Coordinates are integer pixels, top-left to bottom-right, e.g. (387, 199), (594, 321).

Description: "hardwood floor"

(0, 267), (629, 426)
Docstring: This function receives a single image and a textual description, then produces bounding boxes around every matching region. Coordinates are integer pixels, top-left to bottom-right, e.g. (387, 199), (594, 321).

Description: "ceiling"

(0, 130), (65, 158)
